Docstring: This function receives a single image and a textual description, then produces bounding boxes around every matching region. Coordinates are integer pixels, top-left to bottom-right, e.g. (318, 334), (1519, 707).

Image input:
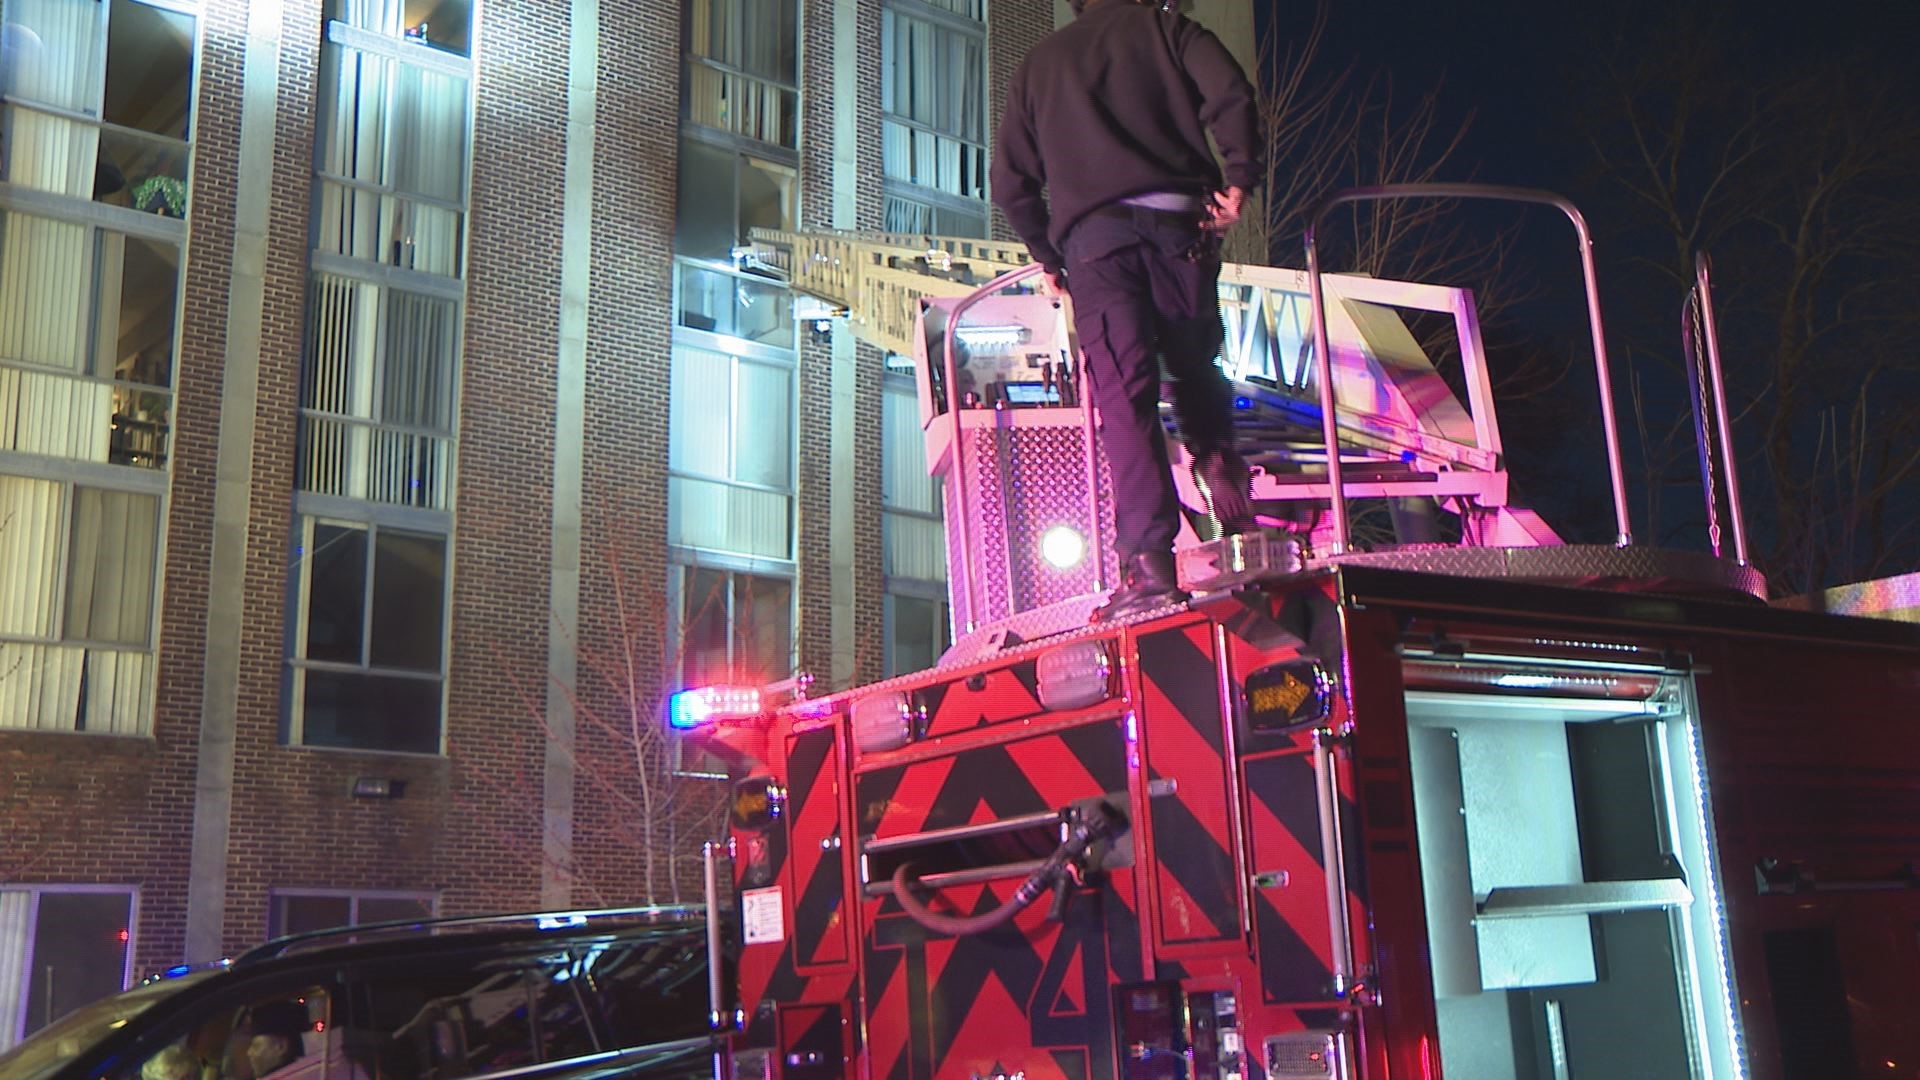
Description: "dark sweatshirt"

(991, 0), (1261, 274)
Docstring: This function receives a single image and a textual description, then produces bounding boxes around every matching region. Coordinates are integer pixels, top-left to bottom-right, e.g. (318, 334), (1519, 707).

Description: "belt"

(1119, 190), (1207, 212)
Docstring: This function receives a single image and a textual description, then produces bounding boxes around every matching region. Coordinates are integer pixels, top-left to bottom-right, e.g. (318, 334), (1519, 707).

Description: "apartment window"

(292, 5), (468, 753)
(0, 886), (135, 1051)
(881, 374), (949, 674)
(268, 889), (436, 937)
(0, 0), (194, 214)
(316, 31), (470, 277)
(671, 562), (793, 688)
(1, 207), (179, 468)
(0, 475), (158, 733)
(326, 0), (472, 56)
(881, 1), (987, 212)
(300, 274), (458, 510)
(685, 0), (798, 147)
(668, 343), (794, 562)
(289, 516), (447, 753)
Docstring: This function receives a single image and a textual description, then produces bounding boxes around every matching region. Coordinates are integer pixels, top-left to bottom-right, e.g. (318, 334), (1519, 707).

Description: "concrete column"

(185, 0), (284, 964)
(541, 0), (599, 908)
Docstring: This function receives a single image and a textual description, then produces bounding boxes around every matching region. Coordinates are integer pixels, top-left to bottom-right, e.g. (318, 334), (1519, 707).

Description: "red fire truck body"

(698, 193), (1920, 1078)
(698, 564), (1920, 1080)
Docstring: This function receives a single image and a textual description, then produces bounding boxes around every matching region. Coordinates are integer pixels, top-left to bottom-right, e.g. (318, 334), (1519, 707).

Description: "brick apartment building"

(0, 0), (1252, 1047)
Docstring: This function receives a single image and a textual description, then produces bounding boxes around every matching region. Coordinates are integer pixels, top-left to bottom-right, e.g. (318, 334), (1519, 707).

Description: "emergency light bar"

(666, 685), (763, 729)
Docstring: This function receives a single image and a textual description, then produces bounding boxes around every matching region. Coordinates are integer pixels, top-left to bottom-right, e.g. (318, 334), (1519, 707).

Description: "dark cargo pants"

(1064, 207), (1236, 561)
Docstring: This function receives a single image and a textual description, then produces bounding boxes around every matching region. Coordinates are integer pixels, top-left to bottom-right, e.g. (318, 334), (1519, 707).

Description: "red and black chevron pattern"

(915, 657), (1047, 741)
(1134, 624), (1244, 954)
(855, 719), (1141, 1080)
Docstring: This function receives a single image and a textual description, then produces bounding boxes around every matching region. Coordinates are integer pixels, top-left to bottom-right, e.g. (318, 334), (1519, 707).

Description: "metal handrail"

(942, 263), (1047, 633)
(1304, 184), (1634, 553)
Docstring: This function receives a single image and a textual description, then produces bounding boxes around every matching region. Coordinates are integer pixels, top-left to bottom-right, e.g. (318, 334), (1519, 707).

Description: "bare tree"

(1578, 7), (1920, 591)
(489, 539), (732, 905)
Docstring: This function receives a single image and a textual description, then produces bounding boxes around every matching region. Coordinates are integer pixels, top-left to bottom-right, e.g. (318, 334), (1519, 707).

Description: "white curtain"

(317, 44), (468, 277)
(0, 891), (31, 1051)
(668, 345), (793, 560)
(303, 274), (379, 502)
(0, 476), (78, 731)
(331, 0), (404, 35)
(1, 0), (103, 198)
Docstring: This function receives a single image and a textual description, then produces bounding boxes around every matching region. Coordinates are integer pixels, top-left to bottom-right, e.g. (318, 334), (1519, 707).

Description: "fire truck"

(677, 187), (1920, 1080)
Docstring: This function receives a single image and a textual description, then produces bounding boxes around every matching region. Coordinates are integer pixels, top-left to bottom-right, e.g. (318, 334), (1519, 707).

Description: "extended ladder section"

(747, 185), (1758, 641)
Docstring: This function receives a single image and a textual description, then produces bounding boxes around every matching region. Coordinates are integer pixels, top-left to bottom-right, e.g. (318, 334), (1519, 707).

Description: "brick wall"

(987, 0), (1053, 243)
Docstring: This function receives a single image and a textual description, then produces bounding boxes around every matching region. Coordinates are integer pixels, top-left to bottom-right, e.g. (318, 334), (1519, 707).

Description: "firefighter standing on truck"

(991, 0), (1263, 622)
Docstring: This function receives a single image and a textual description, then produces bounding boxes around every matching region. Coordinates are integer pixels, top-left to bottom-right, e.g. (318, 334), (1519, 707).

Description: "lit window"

(668, 344), (795, 561)
(685, 0), (798, 147)
(0, 207), (180, 468)
(289, 517), (448, 753)
(672, 564), (793, 689)
(300, 275), (458, 510)
(881, 376), (948, 674)
(881, 4), (987, 207)
(325, 0), (472, 57)
(0, 0), (195, 214)
(0, 476), (158, 733)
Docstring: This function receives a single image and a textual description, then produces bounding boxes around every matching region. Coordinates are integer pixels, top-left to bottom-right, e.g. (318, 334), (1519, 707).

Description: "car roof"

(230, 903), (705, 966)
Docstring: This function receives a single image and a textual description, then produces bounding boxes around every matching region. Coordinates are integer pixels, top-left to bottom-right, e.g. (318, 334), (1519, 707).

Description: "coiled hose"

(890, 802), (1118, 936)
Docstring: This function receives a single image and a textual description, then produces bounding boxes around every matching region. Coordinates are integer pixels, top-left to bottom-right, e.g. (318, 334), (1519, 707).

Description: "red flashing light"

(116, 929), (130, 943)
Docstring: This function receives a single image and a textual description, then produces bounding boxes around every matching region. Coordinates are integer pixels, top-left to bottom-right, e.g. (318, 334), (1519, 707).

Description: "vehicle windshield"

(0, 972), (213, 1080)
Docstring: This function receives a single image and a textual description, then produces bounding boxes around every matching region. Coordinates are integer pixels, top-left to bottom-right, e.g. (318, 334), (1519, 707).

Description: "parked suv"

(0, 907), (715, 1080)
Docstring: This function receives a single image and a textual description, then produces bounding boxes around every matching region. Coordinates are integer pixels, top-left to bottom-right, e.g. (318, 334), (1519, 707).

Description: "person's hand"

(1206, 186), (1246, 232)
(1040, 268), (1069, 296)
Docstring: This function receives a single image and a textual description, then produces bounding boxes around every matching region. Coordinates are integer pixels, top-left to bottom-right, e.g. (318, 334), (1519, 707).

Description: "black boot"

(1192, 449), (1255, 534)
(1092, 551), (1190, 623)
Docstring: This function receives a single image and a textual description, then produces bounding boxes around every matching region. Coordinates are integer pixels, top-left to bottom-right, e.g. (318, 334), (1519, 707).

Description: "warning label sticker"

(742, 887), (785, 944)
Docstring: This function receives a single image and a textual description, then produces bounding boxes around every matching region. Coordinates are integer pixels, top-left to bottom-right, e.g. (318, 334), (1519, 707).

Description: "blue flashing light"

(667, 685), (762, 730)
(1234, 396), (1252, 410)
(1401, 449), (1417, 463)
(163, 964), (192, 978)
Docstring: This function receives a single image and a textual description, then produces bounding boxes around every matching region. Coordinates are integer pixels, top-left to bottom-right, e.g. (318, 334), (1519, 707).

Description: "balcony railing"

(688, 58), (798, 148)
(0, 361), (172, 469)
(300, 411), (453, 510)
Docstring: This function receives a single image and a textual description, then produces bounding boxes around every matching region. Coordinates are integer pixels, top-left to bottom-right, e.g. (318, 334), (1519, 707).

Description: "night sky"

(1253, 0), (1920, 583)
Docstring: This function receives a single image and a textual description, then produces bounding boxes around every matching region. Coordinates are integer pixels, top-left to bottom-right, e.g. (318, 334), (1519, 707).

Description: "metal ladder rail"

(1682, 252), (1751, 565)
(1304, 183), (1635, 554)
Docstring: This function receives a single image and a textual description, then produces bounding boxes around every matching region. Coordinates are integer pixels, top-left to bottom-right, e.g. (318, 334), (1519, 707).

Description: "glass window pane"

(97, 233), (180, 388)
(103, 0), (194, 140)
(732, 360), (791, 489)
(302, 523), (368, 664)
(668, 345), (732, 478)
(272, 894), (354, 937)
(676, 140), (736, 262)
(21, 892), (132, 1039)
(368, 528), (445, 671)
(404, 0), (473, 57)
(65, 488), (159, 646)
(737, 573), (791, 680)
(356, 956), (545, 1075)
(738, 157), (795, 241)
(580, 935), (709, 1051)
(381, 291), (457, 430)
(389, 64), (468, 204)
(888, 594), (949, 676)
(300, 669), (441, 753)
(0, 209), (92, 371)
(678, 566), (730, 684)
